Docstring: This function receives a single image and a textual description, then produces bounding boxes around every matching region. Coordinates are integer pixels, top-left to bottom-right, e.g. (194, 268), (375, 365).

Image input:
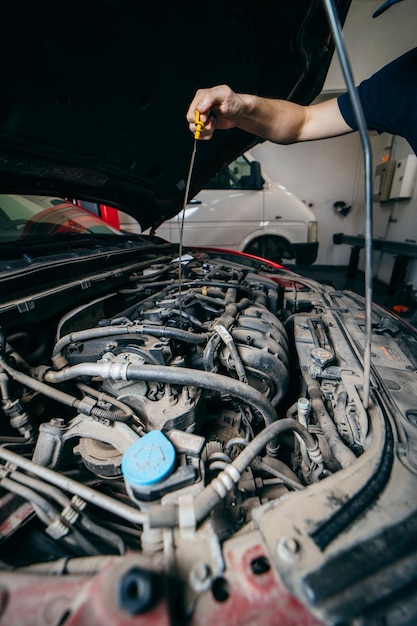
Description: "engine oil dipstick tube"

(178, 111), (205, 323)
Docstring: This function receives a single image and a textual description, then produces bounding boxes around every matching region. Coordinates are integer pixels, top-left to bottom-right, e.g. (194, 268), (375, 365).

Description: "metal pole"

(322, 0), (373, 408)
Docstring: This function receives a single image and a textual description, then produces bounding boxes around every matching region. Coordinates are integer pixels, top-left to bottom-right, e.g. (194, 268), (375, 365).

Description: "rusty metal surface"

(189, 534), (321, 626)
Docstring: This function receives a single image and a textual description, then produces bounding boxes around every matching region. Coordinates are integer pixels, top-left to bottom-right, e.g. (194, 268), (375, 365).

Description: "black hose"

(149, 419), (316, 528)
(305, 375), (356, 468)
(0, 447), (147, 526)
(7, 471), (118, 555)
(140, 325), (208, 344)
(1, 356), (132, 422)
(44, 362), (279, 430)
(10, 470), (70, 507)
(88, 406), (131, 423)
(0, 357), (85, 410)
(232, 419), (315, 473)
(53, 324), (207, 357)
(253, 456), (303, 491)
(1, 477), (58, 523)
(195, 419), (315, 523)
(125, 364), (278, 429)
(1, 478), (98, 555)
(203, 333), (221, 372)
(78, 517), (126, 555)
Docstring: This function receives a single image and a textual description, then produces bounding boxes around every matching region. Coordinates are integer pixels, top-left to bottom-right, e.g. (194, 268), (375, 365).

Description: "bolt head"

(277, 537), (300, 562)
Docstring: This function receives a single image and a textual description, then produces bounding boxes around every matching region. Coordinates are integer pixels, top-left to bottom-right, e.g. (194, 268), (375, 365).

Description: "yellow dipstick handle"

(194, 110), (205, 139)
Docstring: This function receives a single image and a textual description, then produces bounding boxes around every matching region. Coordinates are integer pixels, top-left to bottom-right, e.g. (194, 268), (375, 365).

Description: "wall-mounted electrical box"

(373, 160), (396, 202)
(389, 154), (417, 200)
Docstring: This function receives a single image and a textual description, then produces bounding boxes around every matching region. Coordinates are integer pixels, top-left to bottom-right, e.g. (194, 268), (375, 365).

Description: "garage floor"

(296, 264), (417, 327)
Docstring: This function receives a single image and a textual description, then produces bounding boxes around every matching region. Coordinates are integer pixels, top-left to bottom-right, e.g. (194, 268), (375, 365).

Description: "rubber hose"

(305, 375), (356, 468)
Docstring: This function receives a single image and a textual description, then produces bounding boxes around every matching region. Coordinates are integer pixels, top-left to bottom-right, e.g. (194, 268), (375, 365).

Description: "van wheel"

(244, 237), (293, 264)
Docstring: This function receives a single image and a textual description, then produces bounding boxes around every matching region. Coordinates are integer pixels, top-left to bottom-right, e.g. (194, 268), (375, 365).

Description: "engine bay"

(1, 245), (417, 624)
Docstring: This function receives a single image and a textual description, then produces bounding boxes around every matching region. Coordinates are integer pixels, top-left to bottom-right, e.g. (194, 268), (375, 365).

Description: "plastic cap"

(297, 397), (310, 411)
(122, 430), (175, 487)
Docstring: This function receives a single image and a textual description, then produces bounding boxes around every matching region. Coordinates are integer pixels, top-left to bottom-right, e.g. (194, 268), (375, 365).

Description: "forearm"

(187, 85), (353, 143)
(237, 95), (354, 143)
(233, 94), (308, 144)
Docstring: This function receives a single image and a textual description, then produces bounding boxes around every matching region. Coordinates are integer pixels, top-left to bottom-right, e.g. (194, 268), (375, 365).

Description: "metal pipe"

(0, 447), (147, 526)
(44, 362), (279, 431)
(322, 0), (373, 408)
(148, 419), (318, 528)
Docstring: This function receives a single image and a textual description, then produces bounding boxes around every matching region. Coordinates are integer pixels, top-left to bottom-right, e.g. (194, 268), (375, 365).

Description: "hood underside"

(0, 0), (350, 230)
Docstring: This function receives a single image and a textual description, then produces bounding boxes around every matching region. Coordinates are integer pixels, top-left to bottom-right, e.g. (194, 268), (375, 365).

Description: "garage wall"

(252, 133), (363, 267)
(324, 0), (417, 89)
(252, 0), (417, 290)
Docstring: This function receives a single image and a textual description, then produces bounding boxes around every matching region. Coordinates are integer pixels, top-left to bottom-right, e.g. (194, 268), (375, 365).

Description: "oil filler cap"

(121, 430), (175, 487)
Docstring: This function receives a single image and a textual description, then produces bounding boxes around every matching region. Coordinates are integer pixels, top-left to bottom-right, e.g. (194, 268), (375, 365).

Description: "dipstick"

(194, 110), (205, 139)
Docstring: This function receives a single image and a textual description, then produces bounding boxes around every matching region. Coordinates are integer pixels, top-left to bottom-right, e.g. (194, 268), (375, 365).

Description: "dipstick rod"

(178, 112), (205, 322)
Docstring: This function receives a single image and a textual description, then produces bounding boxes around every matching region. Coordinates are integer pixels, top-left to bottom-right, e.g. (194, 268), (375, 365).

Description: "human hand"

(186, 85), (245, 140)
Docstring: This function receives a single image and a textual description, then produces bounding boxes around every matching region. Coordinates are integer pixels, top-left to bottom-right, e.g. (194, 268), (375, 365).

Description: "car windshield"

(0, 194), (121, 243)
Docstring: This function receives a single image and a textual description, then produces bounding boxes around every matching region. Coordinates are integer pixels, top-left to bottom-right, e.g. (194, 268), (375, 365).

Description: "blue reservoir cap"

(121, 430), (175, 488)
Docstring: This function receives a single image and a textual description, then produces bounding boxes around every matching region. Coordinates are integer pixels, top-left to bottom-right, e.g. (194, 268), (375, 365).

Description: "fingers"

(186, 88), (215, 122)
(186, 85), (235, 139)
(186, 89), (214, 139)
(189, 113), (216, 140)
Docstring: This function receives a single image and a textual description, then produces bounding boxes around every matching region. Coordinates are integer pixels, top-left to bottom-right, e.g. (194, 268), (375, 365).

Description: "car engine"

(1, 245), (416, 625)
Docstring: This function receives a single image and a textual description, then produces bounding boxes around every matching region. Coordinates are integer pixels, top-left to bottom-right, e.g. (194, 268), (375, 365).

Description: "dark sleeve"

(337, 47), (417, 141)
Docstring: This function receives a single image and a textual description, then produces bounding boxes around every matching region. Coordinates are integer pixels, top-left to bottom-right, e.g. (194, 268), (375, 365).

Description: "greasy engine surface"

(3, 247), (417, 625)
(0, 250), (363, 561)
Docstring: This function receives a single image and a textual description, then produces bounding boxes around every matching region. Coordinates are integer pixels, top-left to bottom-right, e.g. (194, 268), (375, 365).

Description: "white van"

(116, 152), (318, 266)
(153, 152), (318, 266)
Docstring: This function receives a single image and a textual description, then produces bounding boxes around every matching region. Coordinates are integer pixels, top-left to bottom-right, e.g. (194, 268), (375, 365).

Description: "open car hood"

(4, 6), (417, 625)
(0, 0), (350, 231)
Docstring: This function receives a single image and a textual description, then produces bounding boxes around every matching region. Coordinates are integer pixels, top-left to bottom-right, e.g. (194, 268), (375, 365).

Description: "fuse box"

(373, 160), (396, 202)
(389, 155), (417, 200)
